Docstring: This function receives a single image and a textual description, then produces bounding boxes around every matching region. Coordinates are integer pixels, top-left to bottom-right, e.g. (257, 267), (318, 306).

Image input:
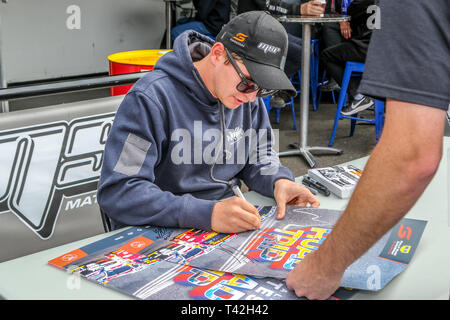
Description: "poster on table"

(49, 206), (426, 300)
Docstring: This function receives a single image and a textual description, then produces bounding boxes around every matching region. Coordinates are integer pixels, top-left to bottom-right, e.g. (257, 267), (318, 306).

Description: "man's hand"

(287, 100), (446, 300)
(339, 21), (352, 39)
(211, 197), (261, 233)
(286, 250), (344, 300)
(301, 0), (325, 16)
(273, 179), (320, 219)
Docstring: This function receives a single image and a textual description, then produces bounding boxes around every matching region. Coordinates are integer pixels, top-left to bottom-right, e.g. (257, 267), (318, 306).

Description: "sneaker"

(341, 95), (374, 116)
(319, 78), (340, 92)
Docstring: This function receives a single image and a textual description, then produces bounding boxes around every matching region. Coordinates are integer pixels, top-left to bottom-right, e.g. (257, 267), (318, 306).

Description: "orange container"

(108, 49), (172, 96)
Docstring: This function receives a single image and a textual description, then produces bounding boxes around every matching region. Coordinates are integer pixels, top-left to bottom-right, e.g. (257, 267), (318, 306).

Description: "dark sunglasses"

(225, 48), (278, 98)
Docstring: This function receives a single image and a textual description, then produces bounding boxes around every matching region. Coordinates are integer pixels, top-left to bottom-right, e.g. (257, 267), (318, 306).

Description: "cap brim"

(242, 58), (297, 97)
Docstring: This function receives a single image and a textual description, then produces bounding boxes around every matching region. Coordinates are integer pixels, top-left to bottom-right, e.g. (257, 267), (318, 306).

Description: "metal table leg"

(278, 23), (342, 167)
(165, 0), (172, 49)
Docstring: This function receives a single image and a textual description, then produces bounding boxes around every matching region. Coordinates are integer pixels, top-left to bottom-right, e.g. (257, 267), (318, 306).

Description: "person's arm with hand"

(98, 91), (218, 231)
(301, 0), (326, 16)
(211, 178), (320, 233)
(286, 100), (446, 299)
(274, 178), (320, 219)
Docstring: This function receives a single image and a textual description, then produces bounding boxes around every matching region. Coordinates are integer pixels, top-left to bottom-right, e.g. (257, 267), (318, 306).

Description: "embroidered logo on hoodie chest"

(226, 127), (245, 145)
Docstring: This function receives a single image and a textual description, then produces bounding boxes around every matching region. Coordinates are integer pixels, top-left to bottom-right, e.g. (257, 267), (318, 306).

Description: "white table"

(277, 14), (351, 167)
(0, 138), (449, 300)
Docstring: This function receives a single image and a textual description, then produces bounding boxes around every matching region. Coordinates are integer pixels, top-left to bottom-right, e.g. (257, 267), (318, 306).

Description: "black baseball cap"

(216, 11), (297, 97)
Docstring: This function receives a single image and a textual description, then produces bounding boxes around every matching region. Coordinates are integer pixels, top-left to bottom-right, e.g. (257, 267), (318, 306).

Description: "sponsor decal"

(379, 218), (427, 264)
(257, 42), (281, 54)
(229, 33), (248, 48)
(232, 33), (248, 43)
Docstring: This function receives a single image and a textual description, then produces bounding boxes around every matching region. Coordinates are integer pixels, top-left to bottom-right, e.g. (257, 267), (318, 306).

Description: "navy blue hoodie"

(97, 31), (295, 231)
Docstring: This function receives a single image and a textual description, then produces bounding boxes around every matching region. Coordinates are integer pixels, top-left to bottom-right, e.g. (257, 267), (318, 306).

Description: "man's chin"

(222, 100), (242, 109)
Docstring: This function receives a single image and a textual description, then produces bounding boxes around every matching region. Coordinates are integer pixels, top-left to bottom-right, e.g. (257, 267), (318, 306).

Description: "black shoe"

(319, 78), (340, 92)
(270, 95), (286, 108)
(270, 91), (292, 108)
(341, 96), (374, 116)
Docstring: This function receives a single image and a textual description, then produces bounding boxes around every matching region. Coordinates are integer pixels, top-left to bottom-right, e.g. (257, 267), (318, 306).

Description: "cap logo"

(257, 42), (281, 55)
(229, 32), (248, 48)
(232, 33), (248, 43)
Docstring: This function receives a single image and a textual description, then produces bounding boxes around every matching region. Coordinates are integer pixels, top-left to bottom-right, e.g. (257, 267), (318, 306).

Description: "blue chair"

(329, 61), (385, 146)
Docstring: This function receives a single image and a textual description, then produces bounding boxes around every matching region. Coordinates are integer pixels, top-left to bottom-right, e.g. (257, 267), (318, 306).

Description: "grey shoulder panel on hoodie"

(113, 133), (152, 176)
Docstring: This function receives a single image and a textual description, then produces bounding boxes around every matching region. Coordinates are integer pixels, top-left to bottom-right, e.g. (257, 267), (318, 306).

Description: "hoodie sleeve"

(97, 90), (217, 231)
(237, 99), (295, 197)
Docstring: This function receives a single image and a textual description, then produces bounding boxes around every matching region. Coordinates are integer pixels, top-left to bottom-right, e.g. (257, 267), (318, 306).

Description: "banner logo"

(0, 113), (115, 239)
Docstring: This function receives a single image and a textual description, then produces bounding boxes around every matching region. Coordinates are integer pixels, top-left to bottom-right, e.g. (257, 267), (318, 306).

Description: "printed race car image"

(174, 229), (235, 247)
(74, 249), (152, 284)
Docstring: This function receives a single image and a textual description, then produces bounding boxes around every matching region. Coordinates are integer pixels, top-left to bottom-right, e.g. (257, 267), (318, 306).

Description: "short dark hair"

(224, 49), (243, 65)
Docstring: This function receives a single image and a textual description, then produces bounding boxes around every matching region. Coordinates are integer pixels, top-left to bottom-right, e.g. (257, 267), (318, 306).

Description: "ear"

(209, 42), (227, 66)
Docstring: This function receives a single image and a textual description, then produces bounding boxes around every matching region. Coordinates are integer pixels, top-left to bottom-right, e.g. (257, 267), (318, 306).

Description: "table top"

(0, 138), (449, 300)
(276, 13), (351, 23)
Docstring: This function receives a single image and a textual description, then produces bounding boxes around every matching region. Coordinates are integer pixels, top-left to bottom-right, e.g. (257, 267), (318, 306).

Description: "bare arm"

(286, 99), (446, 299)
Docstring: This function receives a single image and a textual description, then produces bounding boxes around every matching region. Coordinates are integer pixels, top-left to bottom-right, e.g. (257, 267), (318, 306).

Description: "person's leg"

(321, 23), (343, 51)
(282, 22), (302, 39)
(320, 42), (365, 98)
(271, 33), (302, 108)
(284, 33), (302, 78)
(320, 42), (373, 114)
(319, 23), (344, 90)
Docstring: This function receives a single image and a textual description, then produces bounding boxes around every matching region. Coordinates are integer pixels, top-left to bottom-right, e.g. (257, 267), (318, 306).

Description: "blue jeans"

(171, 19), (212, 41)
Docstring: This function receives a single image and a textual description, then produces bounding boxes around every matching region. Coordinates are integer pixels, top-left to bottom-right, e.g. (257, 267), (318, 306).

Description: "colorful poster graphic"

(245, 226), (330, 270)
(48, 206), (426, 300)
